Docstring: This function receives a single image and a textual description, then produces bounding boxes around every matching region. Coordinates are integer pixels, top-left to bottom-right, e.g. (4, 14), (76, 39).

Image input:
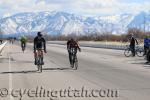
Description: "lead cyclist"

(34, 32), (47, 65)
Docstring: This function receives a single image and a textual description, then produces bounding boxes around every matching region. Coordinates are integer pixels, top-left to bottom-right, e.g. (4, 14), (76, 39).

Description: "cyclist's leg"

(146, 48), (150, 61)
(34, 50), (38, 65)
(41, 50), (44, 65)
(130, 45), (134, 56)
(21, 42), (23, 50)
(133, 46), (135, 56)
(24, 43), (26, 48)
(75, 52), (77, 61)
(69, 52), (72, 65)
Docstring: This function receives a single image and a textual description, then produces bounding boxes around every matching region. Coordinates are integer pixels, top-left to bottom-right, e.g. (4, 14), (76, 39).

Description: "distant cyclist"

(34, 32), (46, 65)
(129, 34), (138, 57)
(20, 36), (27, 52)
(67, 38), (81, 66)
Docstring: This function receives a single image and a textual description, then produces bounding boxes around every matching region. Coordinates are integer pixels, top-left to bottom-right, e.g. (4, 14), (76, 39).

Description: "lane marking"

(8, 44), (14, 100)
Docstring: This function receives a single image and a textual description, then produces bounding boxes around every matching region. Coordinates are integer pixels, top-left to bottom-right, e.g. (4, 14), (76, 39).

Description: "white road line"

(8, 44), (14, 100)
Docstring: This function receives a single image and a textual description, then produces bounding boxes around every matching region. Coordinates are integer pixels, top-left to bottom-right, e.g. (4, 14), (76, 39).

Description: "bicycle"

(124, 45), (144, 57)
(35, 49), (44, 73)
(69, 48), (78, 70)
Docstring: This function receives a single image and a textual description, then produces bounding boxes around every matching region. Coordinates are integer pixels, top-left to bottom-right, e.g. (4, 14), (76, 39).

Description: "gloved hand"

(44, 50), (47, 53)
(79, 48), (81, 52)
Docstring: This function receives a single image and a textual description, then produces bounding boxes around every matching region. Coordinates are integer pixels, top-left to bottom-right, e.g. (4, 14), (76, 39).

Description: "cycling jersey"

(144, 38), (150, 47)
(34, 36), (46, 52)
(67, 40), (80, 53)
(20, 36), (27, 43)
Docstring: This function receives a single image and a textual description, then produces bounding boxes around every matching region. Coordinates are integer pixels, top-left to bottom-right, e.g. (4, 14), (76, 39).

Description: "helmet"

(70, 38), (74, 41)
(37, 32), (42, 37)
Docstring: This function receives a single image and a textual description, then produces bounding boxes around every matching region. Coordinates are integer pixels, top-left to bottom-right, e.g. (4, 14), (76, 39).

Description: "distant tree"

(127, 28), (145, 39)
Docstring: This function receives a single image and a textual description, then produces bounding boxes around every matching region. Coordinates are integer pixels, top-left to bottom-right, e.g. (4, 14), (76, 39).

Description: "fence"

(0, 42), (7, 55)
(48, 41), (142, 50)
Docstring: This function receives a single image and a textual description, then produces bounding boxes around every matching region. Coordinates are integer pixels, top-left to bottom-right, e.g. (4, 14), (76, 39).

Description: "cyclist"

(34, 32), (46, 65)
(20, 36), (27, 52)
(144, 36), (150, 55)
(129, 34), (138, 57)
(67, 38), (81, 67)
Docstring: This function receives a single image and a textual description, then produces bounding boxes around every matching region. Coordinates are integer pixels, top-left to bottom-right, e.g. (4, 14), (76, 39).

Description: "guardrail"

(47, 41), (143, 50)
(0, 42), (7, 54)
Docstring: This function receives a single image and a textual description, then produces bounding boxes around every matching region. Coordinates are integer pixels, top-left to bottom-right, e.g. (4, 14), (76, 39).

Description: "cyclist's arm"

(33, 38), (36, 52)
(76, 42), (81, 51)
(43, 38), (46, 52)
(135, 38), (138, 45)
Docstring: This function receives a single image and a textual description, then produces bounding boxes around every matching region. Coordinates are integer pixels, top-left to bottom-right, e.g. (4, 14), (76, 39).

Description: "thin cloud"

(0, 0), (150, 18)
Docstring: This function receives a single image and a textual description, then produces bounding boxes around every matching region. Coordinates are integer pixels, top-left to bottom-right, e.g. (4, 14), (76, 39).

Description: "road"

(0, 42), (150, 100)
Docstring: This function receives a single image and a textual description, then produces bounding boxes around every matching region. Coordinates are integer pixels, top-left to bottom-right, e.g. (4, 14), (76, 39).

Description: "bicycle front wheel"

(39, 65), (42, 72)
(124, 49), (132, 57)
(39, 56), (43, 72)
(136, 49), (144, 57)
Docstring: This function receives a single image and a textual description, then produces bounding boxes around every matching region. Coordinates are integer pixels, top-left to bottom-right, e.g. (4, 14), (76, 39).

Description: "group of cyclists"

(18, 32), (150, 72)
(19, 32), (81, 71)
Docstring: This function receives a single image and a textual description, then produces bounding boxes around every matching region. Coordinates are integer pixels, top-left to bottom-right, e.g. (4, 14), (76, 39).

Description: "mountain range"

(0, 11), (150, 36)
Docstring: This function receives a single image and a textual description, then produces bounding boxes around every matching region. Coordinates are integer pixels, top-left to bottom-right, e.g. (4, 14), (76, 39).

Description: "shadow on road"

(0, 70), (37, 74)
(131, 62), (147, 65)
(0, 67), (74, 74)
(43, 67), (73, 71)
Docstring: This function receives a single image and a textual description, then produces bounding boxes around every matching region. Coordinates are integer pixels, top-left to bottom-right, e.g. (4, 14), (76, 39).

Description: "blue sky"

(0, 0), (150, 18)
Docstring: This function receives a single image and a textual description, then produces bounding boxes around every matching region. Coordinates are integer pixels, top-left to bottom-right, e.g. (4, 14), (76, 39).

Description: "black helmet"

(37, 32), (42, 37)
(70, 38), (74, 41)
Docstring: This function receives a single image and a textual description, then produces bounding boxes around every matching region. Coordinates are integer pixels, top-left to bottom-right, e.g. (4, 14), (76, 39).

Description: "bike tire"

(37, 64), (42, 73)
(74, 60), (78, 70)
(70, 55), (74, 68)
(74, 55), (78, 70)
(39, 65), (42, 73)
(36, 56), (42, 73)
(136, 48), (144, 57)
(39, 56), (42, 73)
(124, 49), (132, 57)
(22, 47), (25, 53)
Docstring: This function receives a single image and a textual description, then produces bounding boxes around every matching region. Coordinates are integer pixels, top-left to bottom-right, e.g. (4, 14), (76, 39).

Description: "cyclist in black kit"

(34, 32), (46, 65)
(67, 38), (81, 66)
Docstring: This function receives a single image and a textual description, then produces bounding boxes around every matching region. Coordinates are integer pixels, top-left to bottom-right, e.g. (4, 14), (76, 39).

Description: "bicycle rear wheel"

(74, 59), (78, 70)
(73, 55), (78, 70)
(124, 49), (132, 57)
(70, 54), (74, 68)
(22, 47), (25, 53)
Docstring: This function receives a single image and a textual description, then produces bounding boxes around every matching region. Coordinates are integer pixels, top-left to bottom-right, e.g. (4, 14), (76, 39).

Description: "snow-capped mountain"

(0, 11), (149, 36)
(128, 11), (150, 31)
